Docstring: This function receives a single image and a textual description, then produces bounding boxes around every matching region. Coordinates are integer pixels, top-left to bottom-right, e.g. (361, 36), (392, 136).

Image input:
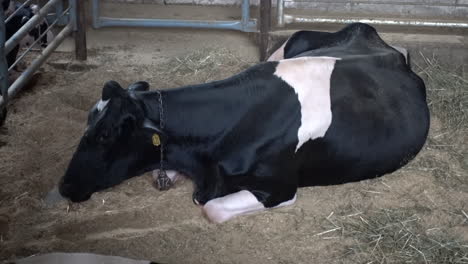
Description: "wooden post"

(259, 0), (271, 61)
(75, 0), (87, 60)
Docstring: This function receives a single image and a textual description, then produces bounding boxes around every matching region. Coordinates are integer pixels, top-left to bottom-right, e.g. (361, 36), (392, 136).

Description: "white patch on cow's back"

(203, 190), (296, 223)
(97, 99), (109, 112)
(274, 56), (339, 151)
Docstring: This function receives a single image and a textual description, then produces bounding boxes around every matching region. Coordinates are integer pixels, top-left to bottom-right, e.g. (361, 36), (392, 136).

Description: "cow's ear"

(128, 81), (149, 92)
(102, 80), (125, 100)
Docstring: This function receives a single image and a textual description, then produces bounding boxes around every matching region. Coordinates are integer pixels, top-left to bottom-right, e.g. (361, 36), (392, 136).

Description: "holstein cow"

(57, 23), (430, 223)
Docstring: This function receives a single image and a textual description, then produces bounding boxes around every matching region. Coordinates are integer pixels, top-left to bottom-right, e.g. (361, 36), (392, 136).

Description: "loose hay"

(148, 48), (255, 88)
(415, 53), (468, 150)
(318, 209), (468, 264)
(407, 54), (468, 189)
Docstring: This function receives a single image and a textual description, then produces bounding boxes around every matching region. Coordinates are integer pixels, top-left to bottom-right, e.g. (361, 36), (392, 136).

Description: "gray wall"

(104, 0), (468, 19)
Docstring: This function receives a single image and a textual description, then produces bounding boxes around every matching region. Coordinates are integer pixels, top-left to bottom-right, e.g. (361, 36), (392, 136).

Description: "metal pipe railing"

(284, 15), (468, 28)
(0, 23), (73, 109)
(0, 0), (78, 110)
(277, 0), (284, 27)
(8, 5), (72, 71)
(241, 0), (250, 30)
(1, 4), (9, 108)
(91, 0), (257, 32)
(5, 0), (34, 23)
(5, 0), (61, 54)
(276, 0), (468, 29)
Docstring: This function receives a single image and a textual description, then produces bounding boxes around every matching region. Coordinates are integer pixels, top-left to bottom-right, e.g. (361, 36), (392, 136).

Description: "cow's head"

(59, 80), (163, 202)
(19, 5), (55, 49)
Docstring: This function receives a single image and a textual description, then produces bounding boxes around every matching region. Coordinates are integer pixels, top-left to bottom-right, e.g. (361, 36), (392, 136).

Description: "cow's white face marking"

(267, 38), (289, 61)
(96, 99), (109, 112)
(274, 56), (338, 151)
(202, 190), (297, 223)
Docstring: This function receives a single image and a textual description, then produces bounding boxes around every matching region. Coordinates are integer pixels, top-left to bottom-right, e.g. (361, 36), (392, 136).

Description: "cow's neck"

(138, 63), (278, 181)
(140, 78), (251, 179)
(141, 75), (258, 143)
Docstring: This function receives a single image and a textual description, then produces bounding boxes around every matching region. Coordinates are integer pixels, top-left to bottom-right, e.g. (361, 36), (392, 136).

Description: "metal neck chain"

(155, 90), (172, 191)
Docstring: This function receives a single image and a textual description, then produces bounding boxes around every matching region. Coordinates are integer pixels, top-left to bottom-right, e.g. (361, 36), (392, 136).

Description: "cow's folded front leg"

(202, 190), (297, 223)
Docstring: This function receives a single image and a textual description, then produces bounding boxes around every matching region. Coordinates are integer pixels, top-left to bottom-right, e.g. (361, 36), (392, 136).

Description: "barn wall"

(104, 0), (468, 19)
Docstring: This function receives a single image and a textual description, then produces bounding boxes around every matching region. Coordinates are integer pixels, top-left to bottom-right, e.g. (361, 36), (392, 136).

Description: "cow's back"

(295, 35), (429, 186)
(285, 23), (407, 65)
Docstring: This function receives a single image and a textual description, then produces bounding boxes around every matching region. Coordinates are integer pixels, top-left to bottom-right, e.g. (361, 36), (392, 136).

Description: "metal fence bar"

(0, 23), (74, 109)
(241, 0), (250, 30)
(277, 0), (284, 27)
(5, 0), (34, 23)
(8, 6), (72, 71)
(1, 4), (9, 118)
(5, 0), (61, 54)
(55, 0), (68, 26)
(91, 0), (257, 32)
(1, 0), (81, 114)
(276, 0), (468, 29)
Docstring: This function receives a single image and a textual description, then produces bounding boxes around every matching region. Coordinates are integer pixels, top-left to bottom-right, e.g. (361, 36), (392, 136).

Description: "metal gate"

(276, 0), (468, 28)
(0, 0), (85, 125)
(91, 0), (257, 32)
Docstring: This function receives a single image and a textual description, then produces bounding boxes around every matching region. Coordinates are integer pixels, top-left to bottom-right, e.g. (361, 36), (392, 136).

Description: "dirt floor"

(0, 11), (468, 264)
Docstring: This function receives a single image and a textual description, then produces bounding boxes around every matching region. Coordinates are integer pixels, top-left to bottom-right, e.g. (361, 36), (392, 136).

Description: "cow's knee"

(202, 190), (296, 223)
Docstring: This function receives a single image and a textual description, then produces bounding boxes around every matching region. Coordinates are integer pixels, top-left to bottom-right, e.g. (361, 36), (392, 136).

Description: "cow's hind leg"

(202, 189), (297, 223)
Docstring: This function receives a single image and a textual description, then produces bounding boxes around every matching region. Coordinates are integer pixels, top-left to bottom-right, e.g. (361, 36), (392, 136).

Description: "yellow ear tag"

(152, 134), (161, 146)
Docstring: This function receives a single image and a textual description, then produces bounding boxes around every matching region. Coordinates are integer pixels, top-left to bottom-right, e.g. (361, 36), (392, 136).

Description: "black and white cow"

(57, 23), (430, 223)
